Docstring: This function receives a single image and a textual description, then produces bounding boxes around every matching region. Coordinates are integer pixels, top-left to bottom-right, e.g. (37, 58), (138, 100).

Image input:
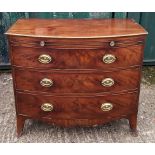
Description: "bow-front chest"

(6, 19), (148, 136)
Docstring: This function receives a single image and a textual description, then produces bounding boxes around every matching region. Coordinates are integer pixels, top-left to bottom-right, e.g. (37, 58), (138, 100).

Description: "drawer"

(9, 35), (145, 49)
(11, 45), (143, 70)
(16, 91), (138, 119)
(14, 67), (140, 94)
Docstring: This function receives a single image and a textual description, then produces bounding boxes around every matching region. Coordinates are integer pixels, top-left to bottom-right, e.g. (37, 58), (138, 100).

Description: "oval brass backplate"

(40, 78), (53, 87)
(101, 78), (114, 87)
(102, 54), (116, 64)
(101, 103), (113, 111)
(38, 54), (52, 64)
(41, 103), (53, 112)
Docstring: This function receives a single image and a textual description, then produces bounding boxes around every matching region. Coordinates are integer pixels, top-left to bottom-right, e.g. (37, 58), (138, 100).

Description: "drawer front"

(16, 91), (138, 119)
(9, 35), (145, 49)
(11, 45), (143, 70)
(14, 67), (140, 94)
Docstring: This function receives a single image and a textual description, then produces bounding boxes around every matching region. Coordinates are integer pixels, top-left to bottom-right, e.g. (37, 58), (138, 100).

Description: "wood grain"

(13, 67), (141, 94)
(9, 35), (145, 49)
(5, 19), (147, 38)
(11, 45), (144, 70)
(16, 91), (138, 120)
(6, 19), (147, 136)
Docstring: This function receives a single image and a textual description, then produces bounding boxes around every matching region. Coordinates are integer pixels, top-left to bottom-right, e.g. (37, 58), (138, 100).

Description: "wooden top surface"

(6, 19), (148, 38)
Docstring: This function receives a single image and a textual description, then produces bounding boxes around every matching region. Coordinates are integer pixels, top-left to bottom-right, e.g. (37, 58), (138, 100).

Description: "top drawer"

(10, 36), (145, 70)
(9, 36), (145, 49)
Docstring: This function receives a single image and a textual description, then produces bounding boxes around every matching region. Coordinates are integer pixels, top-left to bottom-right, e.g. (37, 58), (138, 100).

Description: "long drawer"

(11, 45), (143, 70)
(13, 67), (140, 94)
(16, 91), (138, 119)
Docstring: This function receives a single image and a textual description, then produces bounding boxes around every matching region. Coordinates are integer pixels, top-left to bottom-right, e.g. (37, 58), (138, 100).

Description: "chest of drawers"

(6, 19), (147, 136)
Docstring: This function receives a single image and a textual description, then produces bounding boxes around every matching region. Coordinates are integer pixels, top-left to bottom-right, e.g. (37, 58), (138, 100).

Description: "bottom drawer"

(16, 91), (138, 120)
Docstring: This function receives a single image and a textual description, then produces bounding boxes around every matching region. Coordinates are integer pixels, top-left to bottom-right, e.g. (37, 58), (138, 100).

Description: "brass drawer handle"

(101, 103), (113, 111)
(41, 103), (53, 112)
(109, 41), (115, 47)
(40, 41), (45, 47)
(40, 78), (53, 87)
(102, 54), (116, 64)
(101, 78), (114, 87)
(38, 54), (52, 64)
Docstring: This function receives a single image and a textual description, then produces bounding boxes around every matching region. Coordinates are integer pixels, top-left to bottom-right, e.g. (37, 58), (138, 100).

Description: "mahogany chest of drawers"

(6, 19), (147, 136)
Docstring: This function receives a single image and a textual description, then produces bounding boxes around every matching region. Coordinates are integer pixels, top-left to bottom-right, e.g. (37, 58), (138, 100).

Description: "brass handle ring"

(41, 103), (53, 112)
(40, 78), (53, 87)
(101, 103), (113, 111)
(101, 78), (114, 87)
(103, 54), (116, 64)
(38, 54), (52, 64)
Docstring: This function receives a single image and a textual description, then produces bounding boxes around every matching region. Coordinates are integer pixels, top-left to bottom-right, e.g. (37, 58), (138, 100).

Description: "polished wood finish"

(14, 67), (140, 94)
(128, 113), (138, 131)
(9, 35), (145, 49)
(11, 45), (144, 70)
(16, 115), (26, 137)
(16, 91), (138, 119)
(6, 19), (147, 38)
(6, 19), (147, 136)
